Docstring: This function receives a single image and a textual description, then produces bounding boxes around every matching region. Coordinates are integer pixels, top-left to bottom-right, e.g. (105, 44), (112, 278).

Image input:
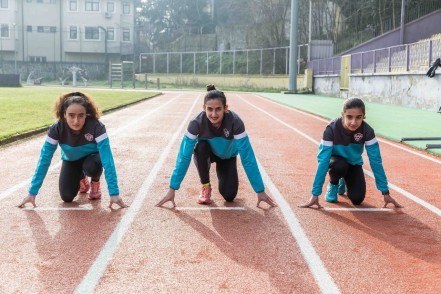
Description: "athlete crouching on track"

(156, 84), (276, 208)
(18, 92), (128, 209)
(300, 97), (402, 209)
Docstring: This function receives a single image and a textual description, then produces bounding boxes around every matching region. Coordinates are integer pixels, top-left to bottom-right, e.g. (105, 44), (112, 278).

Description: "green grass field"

(0, 87), (160, 141)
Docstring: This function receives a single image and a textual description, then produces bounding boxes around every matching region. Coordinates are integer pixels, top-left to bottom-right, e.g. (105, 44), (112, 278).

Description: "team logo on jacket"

(354, 132), (363, 142)
(223, 128), (230, 138)
(84, 133), (94, 142)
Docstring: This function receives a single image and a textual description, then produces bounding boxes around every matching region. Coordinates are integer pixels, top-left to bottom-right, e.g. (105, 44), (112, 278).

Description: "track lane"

(1, 91), (440, 293)
(233, 93), (441, 293)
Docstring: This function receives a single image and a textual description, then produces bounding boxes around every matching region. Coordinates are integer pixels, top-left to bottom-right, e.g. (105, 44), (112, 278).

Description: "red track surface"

(1, 91), (440, 293)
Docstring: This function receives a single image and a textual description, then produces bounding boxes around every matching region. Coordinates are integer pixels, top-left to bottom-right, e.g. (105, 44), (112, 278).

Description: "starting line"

(22, 207), (93, 211)
(175, 206), (245, 211)
(323, 207), (395, 212)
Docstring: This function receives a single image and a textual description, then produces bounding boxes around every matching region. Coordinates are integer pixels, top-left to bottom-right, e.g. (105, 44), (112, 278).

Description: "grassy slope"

(0, 87), (159, 140)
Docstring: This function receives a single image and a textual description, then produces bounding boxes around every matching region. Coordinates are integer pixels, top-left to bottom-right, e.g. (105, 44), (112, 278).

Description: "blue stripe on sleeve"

(365, 141), (389, 192)
(170, 135), (197, 190)
(235, 135), (264, 193)
(97, 137), (119, 196)
(29, 140), (58, 196)
(311, 144), (333, 196)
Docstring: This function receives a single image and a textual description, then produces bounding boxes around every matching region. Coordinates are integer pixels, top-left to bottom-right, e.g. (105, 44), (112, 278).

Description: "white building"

(0, 0), (135, 65)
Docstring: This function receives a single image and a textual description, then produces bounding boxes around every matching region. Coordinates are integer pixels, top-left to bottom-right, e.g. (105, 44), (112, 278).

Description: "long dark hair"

(204, 84), (227, 106)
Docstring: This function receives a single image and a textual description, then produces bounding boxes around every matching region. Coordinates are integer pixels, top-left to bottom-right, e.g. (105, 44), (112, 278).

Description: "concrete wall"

(349, 74), (441, 111)
(312, 75), (340, 97)
(313, 73), (441, 111)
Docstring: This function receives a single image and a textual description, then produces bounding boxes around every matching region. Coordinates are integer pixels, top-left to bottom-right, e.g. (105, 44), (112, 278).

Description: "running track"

(1, 91), (440, 293)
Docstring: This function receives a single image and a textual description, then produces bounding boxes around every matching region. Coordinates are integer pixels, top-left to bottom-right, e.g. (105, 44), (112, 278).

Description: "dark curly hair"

(53, 91), (102, 121)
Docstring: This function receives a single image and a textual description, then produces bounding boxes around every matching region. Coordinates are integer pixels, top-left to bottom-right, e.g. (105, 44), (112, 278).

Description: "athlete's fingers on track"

(17, 197), (36, 209)
(256, 199), (277, 209)
(298, 197), (322, 209)
(109, 199), (129, 209)
(155, 199), (176, 208)
(383, 195), (403, 209)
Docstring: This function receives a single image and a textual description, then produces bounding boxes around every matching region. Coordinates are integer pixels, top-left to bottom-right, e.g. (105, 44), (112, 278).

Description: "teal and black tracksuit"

(170, 110), (264, 201)
(29, 118), (119, 202)
(312, 117), (388, 204)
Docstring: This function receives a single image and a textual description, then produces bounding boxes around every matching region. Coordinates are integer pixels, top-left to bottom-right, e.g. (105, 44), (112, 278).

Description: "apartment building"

(0, 0), (135, 65)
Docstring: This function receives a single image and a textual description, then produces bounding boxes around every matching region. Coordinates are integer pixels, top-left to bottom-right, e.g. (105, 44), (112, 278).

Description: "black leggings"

(59, 153), (103, 202)
(193, 141), (238, 202)
(329, 156), (366, 205)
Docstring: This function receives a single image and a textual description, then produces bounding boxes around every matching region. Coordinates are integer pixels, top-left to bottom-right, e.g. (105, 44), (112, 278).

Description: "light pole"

(399, 0), (406, 44)
(288, 0), (299, 93)
(13, 23), (17, 74)
(98, 26), (109, 71)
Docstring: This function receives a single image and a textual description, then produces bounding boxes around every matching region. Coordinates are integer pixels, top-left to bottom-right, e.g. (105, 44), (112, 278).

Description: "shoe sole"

(198, 199), (211, 205)
(88, 196), (101, 200)
(325, 197), (338, 203)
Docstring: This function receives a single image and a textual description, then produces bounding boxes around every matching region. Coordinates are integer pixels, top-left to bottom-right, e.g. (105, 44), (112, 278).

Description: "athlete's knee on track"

(349, 195), (365, 205)
(60, 194), (76, 202)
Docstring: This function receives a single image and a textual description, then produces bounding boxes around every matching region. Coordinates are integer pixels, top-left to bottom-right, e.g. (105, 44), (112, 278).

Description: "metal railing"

(309, 37), (441, 75)
(139, 44), (313, 76)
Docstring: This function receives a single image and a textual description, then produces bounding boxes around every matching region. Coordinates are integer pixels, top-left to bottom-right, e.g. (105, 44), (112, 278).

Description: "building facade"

(0, 0), (134, 66)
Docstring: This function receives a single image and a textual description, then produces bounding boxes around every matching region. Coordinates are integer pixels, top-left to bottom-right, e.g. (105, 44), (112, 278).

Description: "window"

(85, 26), (99, 40)
(1, 24), (9, 38)
(69, 26), (78, 39)
(27, 25), (32, 32)
(69, 0), (77, 11)
(122, 28), (130, 42)
(122, 2), (130, 14)
(106, 1), (114, 13)
(29, 56), (47, 62)
(106, 27), (114, 41)
(85, 0), (99, 12)
(0, 0), (8, 9)
(36, 26), (54, 33)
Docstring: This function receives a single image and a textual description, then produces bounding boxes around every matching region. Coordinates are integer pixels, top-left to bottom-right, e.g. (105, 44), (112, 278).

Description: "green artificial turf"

(0, 87), (159, 141)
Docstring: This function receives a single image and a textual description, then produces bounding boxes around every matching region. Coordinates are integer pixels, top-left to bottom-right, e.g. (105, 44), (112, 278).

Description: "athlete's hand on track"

(17, 194), (37, 208)
(298, 196), (323, 209)
(257, 191), (277, 208)
(109, 196), (129, 209)
(383, 194), (403, 208)
(156, 189), (176, 208)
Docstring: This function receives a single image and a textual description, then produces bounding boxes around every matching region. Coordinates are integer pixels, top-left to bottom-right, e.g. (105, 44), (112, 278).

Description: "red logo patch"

(354, 133), (363, 142)
(84, 133), (94, 142)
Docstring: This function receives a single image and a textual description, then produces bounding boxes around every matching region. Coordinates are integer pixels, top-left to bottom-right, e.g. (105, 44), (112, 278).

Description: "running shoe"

(338, 178), (346, 196)
(88, 181), (102, 200)
(325, 182), (338, 203)
(79, 177), (90, 193)
(198, 185), (212, 204)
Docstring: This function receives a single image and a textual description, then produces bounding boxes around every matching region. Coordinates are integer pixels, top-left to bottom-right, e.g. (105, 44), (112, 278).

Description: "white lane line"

(322, 208), (394, 212)
(239, 95), (441, 217)
(74, 95), (200, 293)
(21, 207), (93, 211)
(175, 207), (246, 211)
(252, 94), (441, 165)
(257, 159), (340, 294)
(0, 95), (180, 202)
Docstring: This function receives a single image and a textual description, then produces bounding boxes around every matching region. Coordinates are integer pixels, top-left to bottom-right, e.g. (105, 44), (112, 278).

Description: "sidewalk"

(259, 93), (441, 157)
